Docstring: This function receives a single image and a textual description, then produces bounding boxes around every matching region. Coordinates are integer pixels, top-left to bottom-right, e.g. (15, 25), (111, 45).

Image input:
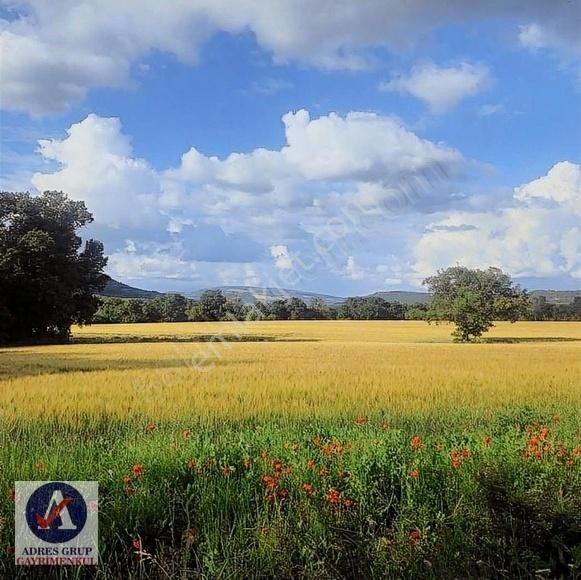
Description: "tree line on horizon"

(1, 191), (579, 345)
(93, 291), (419, 324)
(93, 290), (581, 325)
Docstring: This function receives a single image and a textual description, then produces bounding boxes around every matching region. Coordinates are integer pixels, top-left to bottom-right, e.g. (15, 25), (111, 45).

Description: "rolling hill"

(100, 278), (579, 306)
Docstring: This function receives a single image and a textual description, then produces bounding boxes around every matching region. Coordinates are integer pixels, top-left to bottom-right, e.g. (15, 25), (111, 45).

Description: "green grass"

(1, 412), (580, 579)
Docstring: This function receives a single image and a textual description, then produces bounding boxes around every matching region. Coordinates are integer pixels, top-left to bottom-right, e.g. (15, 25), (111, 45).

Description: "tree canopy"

(0, 191), (108, 343)
(423, 266), (530, 342)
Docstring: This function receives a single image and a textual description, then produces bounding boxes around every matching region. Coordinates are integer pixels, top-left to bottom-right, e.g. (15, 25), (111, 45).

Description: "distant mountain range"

(101, 277), (162, 299)
(183, 286), (347, 305)
(101, 277), (580, 306)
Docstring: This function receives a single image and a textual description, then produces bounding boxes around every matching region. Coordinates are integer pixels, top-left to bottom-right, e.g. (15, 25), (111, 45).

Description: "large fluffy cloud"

(31, 114), (161, 228)
(411, 161), (581, 283)
(29, 110), (461, 283)
(1, 0), (578, 114)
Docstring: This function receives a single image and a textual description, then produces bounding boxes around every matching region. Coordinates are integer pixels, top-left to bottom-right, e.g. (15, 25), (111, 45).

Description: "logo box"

(15, 481), (98, 566)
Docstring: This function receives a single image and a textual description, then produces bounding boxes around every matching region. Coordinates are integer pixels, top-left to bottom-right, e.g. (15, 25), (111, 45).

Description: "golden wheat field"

(2, 320), (581, 578)
(2, 321), (580, 424)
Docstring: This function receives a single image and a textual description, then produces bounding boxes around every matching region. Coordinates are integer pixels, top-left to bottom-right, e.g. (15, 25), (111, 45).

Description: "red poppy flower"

(355, 415), (367, 427)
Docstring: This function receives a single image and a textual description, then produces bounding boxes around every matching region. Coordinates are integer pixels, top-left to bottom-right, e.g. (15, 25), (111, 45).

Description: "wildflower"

(566, 459), (574, 466)
(306, 459), (315, 470)
(131, 538), (142, 552)
(312, 435), (322, 447)
(262, 475), (278, 490)
(318, 467), (329, 477)
(277, 488), (289, 501)
(450, 451), (462, 469)
(7, 488), (15, 502)
(35, 462), (45, 473)
(326, 488), (341, 504)
(132, 464), (144, 478)
(242, 459), (253, 469)
(221, 466), (233, 477)
(302, 483), (315, 496)
(131, 537), (152, 560)
(408, 528), (421, 545)
(381, 421), (390, 431)
(408, 469), (419, 479)
(322, 440), (351, 456)
(265, 492), (275, 504)
(410, 436), (423, 451)
(182, 429), (192, 440)
(183, 528), (198, 545)
(482, 435), (491, 447)
(573, 447), (581, 457)
(186, 459), (197, 471)
(342, 498), (354, 509)
(145, 422), (156, 434)
(338, 470), (350, 479)
(355, 415), (367, 427)
(123, 479), (136, 496)
(461, 448), (471, 459)
(272, 460), (283, 472)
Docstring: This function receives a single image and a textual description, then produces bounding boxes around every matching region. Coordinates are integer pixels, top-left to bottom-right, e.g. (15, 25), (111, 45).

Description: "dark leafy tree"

(224, 296), (246, 320)
(309, 297), (332, 319)
(155, 294), (188, 322)
(423, 266), (530, 342)
(287, 297), (308, 320)
(0, 191), (108, 343)
(197, 290), (227, 321)
(269, 299), (290, 320)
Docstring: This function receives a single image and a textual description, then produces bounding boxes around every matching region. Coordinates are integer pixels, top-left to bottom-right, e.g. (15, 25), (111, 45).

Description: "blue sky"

(1, 1), (580, 295)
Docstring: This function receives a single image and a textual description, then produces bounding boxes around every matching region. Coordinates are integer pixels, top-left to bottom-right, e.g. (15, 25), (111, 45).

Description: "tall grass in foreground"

(1, 414), (580, 579)
(0, 322), (580, 578)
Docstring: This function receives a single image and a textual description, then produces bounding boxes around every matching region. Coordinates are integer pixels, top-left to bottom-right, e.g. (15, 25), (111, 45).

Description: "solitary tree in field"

(423, 266), (530, 342)
(0, 191), (108, 344)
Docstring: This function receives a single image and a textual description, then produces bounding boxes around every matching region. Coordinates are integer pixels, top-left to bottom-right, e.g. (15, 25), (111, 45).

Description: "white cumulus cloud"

(28, 109), (462, 282)
(381, 62), (490, 113)
(411, 161), (581, 283)
(1, 0), (578, 115)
